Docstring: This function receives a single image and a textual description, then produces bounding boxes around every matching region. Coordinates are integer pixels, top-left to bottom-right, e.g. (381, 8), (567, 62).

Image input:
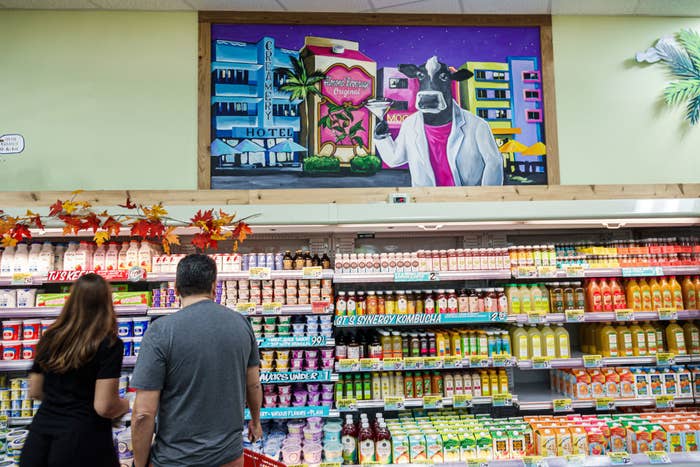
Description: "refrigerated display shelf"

(148, 304), (333, 317)
(334, 312), (512, 327)
(332, 269), (512, 283)
(517, 354), (700, 369)
(520, 265), (700, 280)
(335, 356), (514, 373)
(341, 395), (515, 411)
(0, 356), (138, 371)
(0, 305), (149, 319)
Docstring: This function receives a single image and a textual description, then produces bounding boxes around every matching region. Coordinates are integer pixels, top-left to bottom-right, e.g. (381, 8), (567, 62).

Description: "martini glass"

(365, 98), (393, 121)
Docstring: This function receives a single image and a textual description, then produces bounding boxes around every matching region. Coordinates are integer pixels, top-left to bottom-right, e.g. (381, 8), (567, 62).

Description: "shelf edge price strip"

(527, 312), (546, 324)
(384, 396), (405, 411)
(646, 451), (671, 464)
(248, 267), (271, 280)
(595, 397), (615, 411)
(236, 302), (257, 314)
(11, 273), (33, 286)
(492, 354), (513, 368)
(564, 264), (585, 277)
(565, 454), (586, 466)
(466, 459), (489, 467)
(338, 359), (359, 372)
(302, 266), (323, 279)
(492, 393), (512, 407)
(336, 398), (357, 412)
(532, 356), (551, 370)
(615, 309), (634, 322)
(404, 357), (424, 370)
(422, 395), (443, 409)
(608, 451), (631, 466)
(319, 463), (342, 467)
(583, 354), (603, 368)
(443, 356), (463, 369)
(656, 352), (675, 367)
(522, 455), (547, 467)
(565, 309), (585, 323)
(360, 358), (381, 371)
(552, 398), (572, 413)
(261, 302), (282, 314)
(469, 355), (489, 368)
(382, 357), (403, 371)
(657, 308), (678, 321)
(655, 395), (675, 409)
(423, 357), (443, 370)
(453, 394), (473, 408)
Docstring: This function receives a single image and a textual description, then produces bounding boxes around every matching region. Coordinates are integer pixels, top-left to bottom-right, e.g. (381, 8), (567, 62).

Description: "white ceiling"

(1, 0), (700, 16)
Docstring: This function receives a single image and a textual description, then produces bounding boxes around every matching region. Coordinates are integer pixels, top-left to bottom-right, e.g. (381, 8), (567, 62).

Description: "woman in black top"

(20, 273), (130, 467)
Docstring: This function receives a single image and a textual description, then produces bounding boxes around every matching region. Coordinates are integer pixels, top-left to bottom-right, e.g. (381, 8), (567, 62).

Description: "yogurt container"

(122, 338), (133, 357)
(21, 320), (41, 340)
(132, 317), (150, 337)
(2, 322), (21, 342)
(2, 342), (21, 361)
(21, 340), (38, 360)
(303, 443), (322, 463)
(281, 445), (302, 464)
(40, 319), (55, 336)
(117, 318), (133, 338)
(132, 337), (142, 357)
(324, 441), (343, 462)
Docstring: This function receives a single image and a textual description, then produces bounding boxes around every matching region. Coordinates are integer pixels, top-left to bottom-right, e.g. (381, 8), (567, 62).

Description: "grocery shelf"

(512, 310), (700, 324)
(245, 406), (338, 420)
(521, 265), (700, 280)
(0, 305), (149, 319)
(148, 304), (333, 317)
(335, 356), (512, 373)
(9, 417), (32, 427)
(352, 395), (510, 410)
(257, 336), (334, 349)
(0, 355), (137, 372)
(148, 269), (334, 282)
(259, 370), (337, 384)
(517, 353), (700, 369)
(332, 269), (511, 284)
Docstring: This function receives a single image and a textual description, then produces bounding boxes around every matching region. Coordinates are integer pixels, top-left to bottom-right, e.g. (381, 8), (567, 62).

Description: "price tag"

(583, 354), (603, 368)
(553, 398), (573, 412)
(565, 264), (585, 277)
(261, 302), (282, 314)
(645, 451), (671, 464)
(656, 352), (675, 367)
(382, 357), (404, 371)
(443, 356), (463, 369)
(537, 266), (558, 278)
(565, 309), (586, 323)
(360, 358), (381, 371)
(532, 356), (552, 369)
(489, 311), (508, 322)
(655, 395), (675, 409)
(11, 272), (33, 285)
(393, 271), (433, 282)
(492, 354), (514, 368)
(384, 396), (405, 411)
(287, 464), (306, 467)
(453, 394), (473, 408)
(615, 309), (634, 321)
(657, 308), (678, 321)
(311, 301), (330, 314)
(523, 456), (547, 467)
(338, 359), (359, 372)
(404, 357), (424, 370)
(622, 266), (663, 277)
(515, 266), (537, 278)
(595, 397), (615, 411)
(336, 398), (357, 412)
(302, 266), (323, 279)
(608, 451), (631, 465)
(565, 454), (586, 466)
(249, 267), (271, 280)
(236, 302), (257, 314)
(528, 312), (547, 324)
(320, 463), (342, 467)
(492, 393), (513, 407)
(422, 395), (443, 409)
(423, 357), (443, 370)
(469, 355), (490, 368)
(466, 459), (488, 467)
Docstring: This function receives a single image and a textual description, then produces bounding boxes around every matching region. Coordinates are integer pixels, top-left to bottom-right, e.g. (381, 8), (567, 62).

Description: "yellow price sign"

(492, 393), (513, 407)
(583, 354), (603, 368)
(595, 397), (615, 411)
(422, 395), (443, 409)
(384, 396), (405, 411)
(453, 394), (473, 408)
(565, 309), (586, 322)
(443, 356), (463, 368)
(261, 302), (282, 313)
(615, 309), (634, 322)
(235, 302), (257, 314)
(335, 398), (357, 411)
(655, 395), (675, 409)
(248, 267), (271, 280)
(360, 358), (381, 371)
(532, 356), (552, 369)
(608, 451), (631, 465)
(657, 308), (678, 321)
(553, 398), (572, 412)
(302, 266), (323, 279)
(656, 352), (675, 367)
(338, 359), (359, 372)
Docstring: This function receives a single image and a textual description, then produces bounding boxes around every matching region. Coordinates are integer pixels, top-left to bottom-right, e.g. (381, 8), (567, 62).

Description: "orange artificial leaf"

(77, 201), (92, 209)
(10, 224), (31, 242)
(218, 209), (235, 225)
(192, 232), (215, 251)
(147, 220), (165, 239)
(48, 200), (63, 217)
(232, 222), (252, 243)
(233, 240), (239, 252)
(26, 210), (44, 230)
(102, 216), (122, 236)
(161, 226), (180, 255)
(93, 231), (110, 246)
(71, 189), (84, 195)
(130, 219), (151, 238)
(119, 197), (137, 210)
(190, 209), (214, 231)
(1, 235), (17, 248)
(81, 212), (101, 233)
(143, 203), (168, 221)
(210, 231), (232, 241)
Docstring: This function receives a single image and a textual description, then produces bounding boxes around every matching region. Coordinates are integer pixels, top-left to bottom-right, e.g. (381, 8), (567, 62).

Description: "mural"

(210, 24), (548, 189)
(636, 29), (700, 126)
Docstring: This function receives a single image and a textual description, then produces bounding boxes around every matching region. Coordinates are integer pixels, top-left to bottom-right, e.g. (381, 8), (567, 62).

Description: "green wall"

(0, 11), (197, 190)
(1, 11), (699, 191)
(553, 16), (700, 185)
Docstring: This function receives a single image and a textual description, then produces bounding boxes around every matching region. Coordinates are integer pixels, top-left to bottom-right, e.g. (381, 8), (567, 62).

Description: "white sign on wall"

(0, 134), (25, 154)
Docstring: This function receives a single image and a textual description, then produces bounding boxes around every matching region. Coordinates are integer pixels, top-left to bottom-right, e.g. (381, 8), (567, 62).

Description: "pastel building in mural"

(302, 37), (376, 165)
(508, 57), (545, 171)
(210, 37), (302, 167)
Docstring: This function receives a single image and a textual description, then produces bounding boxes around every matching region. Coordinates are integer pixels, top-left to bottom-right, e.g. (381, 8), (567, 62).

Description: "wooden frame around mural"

(197, 11), (560, 190)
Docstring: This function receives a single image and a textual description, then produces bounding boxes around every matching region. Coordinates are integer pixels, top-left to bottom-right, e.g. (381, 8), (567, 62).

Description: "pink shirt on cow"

(424, 122), (455, 186)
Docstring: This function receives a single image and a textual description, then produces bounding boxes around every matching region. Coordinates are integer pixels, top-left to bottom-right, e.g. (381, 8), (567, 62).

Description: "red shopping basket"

(243, 448), (286, 467)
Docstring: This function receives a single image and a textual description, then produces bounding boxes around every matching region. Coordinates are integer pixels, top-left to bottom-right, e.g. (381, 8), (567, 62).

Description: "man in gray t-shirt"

(131, 254), (262, 467)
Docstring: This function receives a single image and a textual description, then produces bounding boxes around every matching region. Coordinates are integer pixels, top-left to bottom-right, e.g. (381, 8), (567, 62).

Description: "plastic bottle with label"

(642, 322), (658, 355)
(138, 241), (153, 272)
(626, 279), (642, 312)
(600, 322), (619, 357)
(53, 244), (65, 271)
(669, 276), (684, 310)
(527, 325), (543, 358)
(530, 285), (544, 313)
(616, 324), (634, 357)
(116, 241), (129, 270)
(610, 278), (626, 310)
(639, 278), (653, 311)
(0, 246), (15, 276)
(511, 324), (529, 360)
(649, 278), (663, 312)
(554, 324), (570, 358)
(375, 421), (392, 464)
(507, 285), (521, 315)
(519, 284), (532, 313)
(600, 279), (613, 312)
(13, 244), (29, 274)
(586, 280), (602, 312)
(37, 242), (55, 274)
(92, 244), (107, 272)
(629, 321), (647, 356)
(660, 277), (674, 309)
(104, 243), (119, 271)
(27, 243), (41, 274)
(682, 276), (698, 310)
(342, 415), (358, 464)
(540, 324), (557, 358)
(682, 321), (700, 355)
(666, 320), (687, 355)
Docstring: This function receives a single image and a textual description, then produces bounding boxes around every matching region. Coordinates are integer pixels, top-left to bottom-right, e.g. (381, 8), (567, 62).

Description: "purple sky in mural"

(212, 24), (541, 69)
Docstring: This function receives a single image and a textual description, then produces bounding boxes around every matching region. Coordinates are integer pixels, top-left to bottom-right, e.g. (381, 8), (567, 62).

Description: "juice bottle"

(682, 276), (698, 310)
(610, 278), (626, 310)
(586, 280), (603, 312)
(564, 282), (576, 311)
(530, 285), (543, 313)
(342, 415), (358, 464)
(550, 283), (564, 313)
(519, 284), (532, 312)
(498, 369), (509, 394)
(654, 322), (666, 352)
(666, 321), (687, 355)
(642, 322), (658, 355)
(694, 276), (700, 306)
(554, 324), (570, 358)
(639, 278), (653, 311)
(649, 278), (663, 312)
(629, 322), (647, 356)
(582, 323), (596, 354)
(626, 279), (642, 312)
(600, 322), (619, 357)
(512, 324), (529, 360)
(682, 321), (700, 355)
(540, 324), (557, 358)
(669, 276), (684, 310)
(489, 370), (499, 395)
(359, 422), (375, 464)
(527, 325), (543, 358)
(538, 284), (551, 313)
(574, 282), (586, 310)
(375, 421), (392, 464)
(600, 279), (613, 312)
(616, 324), (634, 357)
(659, 277), (674, 309)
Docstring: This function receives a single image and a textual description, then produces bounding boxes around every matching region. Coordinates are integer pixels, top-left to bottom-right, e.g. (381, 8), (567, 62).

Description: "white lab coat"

(375, 101), (504, 186)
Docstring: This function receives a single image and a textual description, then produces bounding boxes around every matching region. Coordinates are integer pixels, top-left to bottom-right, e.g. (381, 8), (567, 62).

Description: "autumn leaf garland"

(0, 191), (252, 253)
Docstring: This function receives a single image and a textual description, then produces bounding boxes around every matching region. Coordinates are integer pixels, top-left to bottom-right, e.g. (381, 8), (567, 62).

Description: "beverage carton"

(570, 427), (588, 455)
(458, 432), (476, 461)
(536, 428), (557, 457)
(474, 430), (493, 459)
(586, 428), (607, 456)
(663, 423), (684, 452)
(649, 424), (667, 452)
(408, 434), (427, 463)
(442, 432), (460, 462)
(425, 433), (444, 464)
(490, 430), (509, 460)
(392, 434), (410, 464)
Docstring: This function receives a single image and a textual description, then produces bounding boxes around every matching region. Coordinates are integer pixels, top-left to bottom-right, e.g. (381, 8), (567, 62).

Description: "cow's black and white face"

(399, 56), (473, 115)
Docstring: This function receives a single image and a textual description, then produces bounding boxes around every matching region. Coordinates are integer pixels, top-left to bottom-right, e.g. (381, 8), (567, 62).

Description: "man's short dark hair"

(176, 254), (217, 298)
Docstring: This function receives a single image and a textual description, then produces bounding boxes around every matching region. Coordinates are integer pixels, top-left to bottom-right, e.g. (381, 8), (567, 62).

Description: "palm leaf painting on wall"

(209, 24), (549, 189)
(637, 29), (700, 125)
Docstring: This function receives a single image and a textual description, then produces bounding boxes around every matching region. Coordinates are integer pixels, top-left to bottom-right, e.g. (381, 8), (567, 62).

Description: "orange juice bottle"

(666, 320), (687, 355)
(694, 276), (700, 304)
(600, 279), (613, 312)
(626, 279), (642, 312)
(682, 321), (700, 355)
(682, 276), (698, 310)
(586, 280), (603, 312)
(642, 322), (658, 355)
(629, 321), (647, 356)
(654, 322), (666, 352)
(669, 276), (684, 310)
(639, 278), (653, 311)
(649, 278), (663, 311)
(660, 277), (674, 309)
(610, 278), (626, 310)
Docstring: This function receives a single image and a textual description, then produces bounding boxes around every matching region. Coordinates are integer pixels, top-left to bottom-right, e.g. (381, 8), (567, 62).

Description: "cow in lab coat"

(375, 56), (504, 186)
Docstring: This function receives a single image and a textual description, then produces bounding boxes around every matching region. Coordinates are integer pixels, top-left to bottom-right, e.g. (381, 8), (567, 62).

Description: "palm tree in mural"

(277, 56), (326, 158)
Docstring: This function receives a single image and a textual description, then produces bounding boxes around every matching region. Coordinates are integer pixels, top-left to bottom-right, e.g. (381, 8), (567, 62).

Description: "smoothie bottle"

(660, 277), (674, 309)
(626, 279), (642, 312)
(682, 276), (697, 310)
(650, 278), (663, 312)
(639, 279), (653, 312)
(682, 321), (700, 354)
(666, 321), (687, 356)
(669, 276), (684, 310)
